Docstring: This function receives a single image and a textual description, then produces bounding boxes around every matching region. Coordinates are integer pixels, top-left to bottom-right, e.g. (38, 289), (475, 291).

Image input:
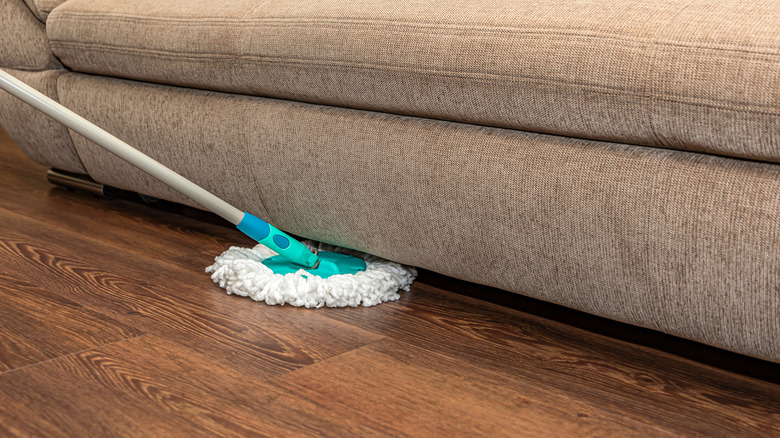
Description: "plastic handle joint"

(236, 212), (319, 268)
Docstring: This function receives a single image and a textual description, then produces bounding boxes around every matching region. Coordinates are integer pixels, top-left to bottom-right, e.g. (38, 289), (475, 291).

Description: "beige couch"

(2, 0), (778, 362)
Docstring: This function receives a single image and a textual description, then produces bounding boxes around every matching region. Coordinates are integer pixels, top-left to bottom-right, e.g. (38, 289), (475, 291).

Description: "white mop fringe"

(205, 241), (417, 308)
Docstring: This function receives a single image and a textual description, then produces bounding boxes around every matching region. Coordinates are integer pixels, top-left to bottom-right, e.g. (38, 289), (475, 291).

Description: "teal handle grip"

(236, 212), (319, 268)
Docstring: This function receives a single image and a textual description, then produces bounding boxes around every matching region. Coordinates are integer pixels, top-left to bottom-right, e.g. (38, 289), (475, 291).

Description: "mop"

(0, 69), (416, 307)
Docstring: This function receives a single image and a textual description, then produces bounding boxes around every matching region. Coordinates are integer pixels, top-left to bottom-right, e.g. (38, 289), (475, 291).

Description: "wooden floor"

(0, 128), (778, 437)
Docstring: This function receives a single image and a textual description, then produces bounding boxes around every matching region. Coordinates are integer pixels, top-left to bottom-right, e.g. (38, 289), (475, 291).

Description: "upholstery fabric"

(22, 0), (69, 22)
(57, 73), (271, 219)
(47, 0), (780, 163)
(0, 69), (84, 173)
(58, 73), (780, 363)
(0, 0), (60, 69)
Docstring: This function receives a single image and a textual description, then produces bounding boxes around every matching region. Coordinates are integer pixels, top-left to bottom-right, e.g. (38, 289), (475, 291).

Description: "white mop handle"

(0, 68), (244, 225)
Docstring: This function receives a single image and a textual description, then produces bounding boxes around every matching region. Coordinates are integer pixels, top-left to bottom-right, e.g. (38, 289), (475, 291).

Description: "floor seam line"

(0, 333), (149, 376)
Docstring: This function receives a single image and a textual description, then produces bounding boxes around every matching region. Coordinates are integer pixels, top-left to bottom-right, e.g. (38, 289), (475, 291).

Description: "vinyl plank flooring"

(0, 333), (417, 437)
(266, 338), (675, 437)
(321, 283), (780, 437)
(0, 208), (383, 379)
(2, 331), (668, 437)
(0, 271), (142, 372)
(0, 334), (310, 437)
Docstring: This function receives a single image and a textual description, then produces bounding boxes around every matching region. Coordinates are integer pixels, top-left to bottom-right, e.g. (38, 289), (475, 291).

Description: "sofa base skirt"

(0, 68), (84, 173)
(57, 72), (780, 363)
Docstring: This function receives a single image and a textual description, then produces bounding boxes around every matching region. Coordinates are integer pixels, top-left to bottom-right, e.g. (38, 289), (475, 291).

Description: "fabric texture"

(47, 0), (780, 163)
(57, 73), (780, 362)
(22, 0), (69, 22)
(0, 69), (84, 173)
(56, 73), (272, 218)
(0, 0), (61, 69)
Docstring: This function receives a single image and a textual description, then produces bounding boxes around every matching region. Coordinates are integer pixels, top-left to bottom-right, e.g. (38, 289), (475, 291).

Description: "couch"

(2, 0), (778, 363)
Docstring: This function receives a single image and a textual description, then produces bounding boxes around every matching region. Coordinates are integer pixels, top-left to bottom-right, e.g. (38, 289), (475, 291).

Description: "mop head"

(206, 242), (417, 308)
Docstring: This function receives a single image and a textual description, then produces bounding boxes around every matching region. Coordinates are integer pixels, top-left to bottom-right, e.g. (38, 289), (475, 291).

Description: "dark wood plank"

(0, 334), (310, 437)
(322, 283), (780, 437)
(0, 336), (226, 437)
(0, 271), (142, 372)
(267, 338), (675, 437)
(0, 206), (383, 380)
(0, 332), (669, 438)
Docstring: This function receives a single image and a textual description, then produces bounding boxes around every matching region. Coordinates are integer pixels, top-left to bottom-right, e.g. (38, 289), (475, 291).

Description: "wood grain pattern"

(0, 334), (297, 437)
(1, 128), (778, 437)
(0, 210), (383, 379)
(322, 284), (780, 437)
(0, 337), (219, 437)
(268, 338), (674, 437)
(0, 333), (671, 438)
(0, 271), (142, 372)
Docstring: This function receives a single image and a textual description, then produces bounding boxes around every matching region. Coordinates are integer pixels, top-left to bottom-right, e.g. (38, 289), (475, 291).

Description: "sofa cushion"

(47, 0), (780, 162)
(0, 0), (61, 69)
(22, 0), (69, 22)
(0, 68), (84, 173)
(58, 72), (780, 362)
(56, 73), (272, 218)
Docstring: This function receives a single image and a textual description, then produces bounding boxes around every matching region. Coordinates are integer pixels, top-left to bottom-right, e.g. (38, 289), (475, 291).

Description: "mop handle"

(0, 69), (319, 268)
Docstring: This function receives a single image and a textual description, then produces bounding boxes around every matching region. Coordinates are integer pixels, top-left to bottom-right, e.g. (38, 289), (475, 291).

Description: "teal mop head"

(233, 211), (369, 278)
(206, 241), (417, 308)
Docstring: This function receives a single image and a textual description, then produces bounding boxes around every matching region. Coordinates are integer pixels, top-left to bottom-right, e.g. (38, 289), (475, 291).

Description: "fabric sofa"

(2, 0), (778, 363)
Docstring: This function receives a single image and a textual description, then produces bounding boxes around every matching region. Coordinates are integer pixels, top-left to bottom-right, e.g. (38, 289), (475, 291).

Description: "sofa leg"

(46, 168), (116, 199)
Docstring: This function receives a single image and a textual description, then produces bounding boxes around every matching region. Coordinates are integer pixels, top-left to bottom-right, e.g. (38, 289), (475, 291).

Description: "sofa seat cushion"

(0, 0), (61, 69)
(0, 68), (84, 173)
(22, 0), (68, 22)
(47, 0), (780, 162)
